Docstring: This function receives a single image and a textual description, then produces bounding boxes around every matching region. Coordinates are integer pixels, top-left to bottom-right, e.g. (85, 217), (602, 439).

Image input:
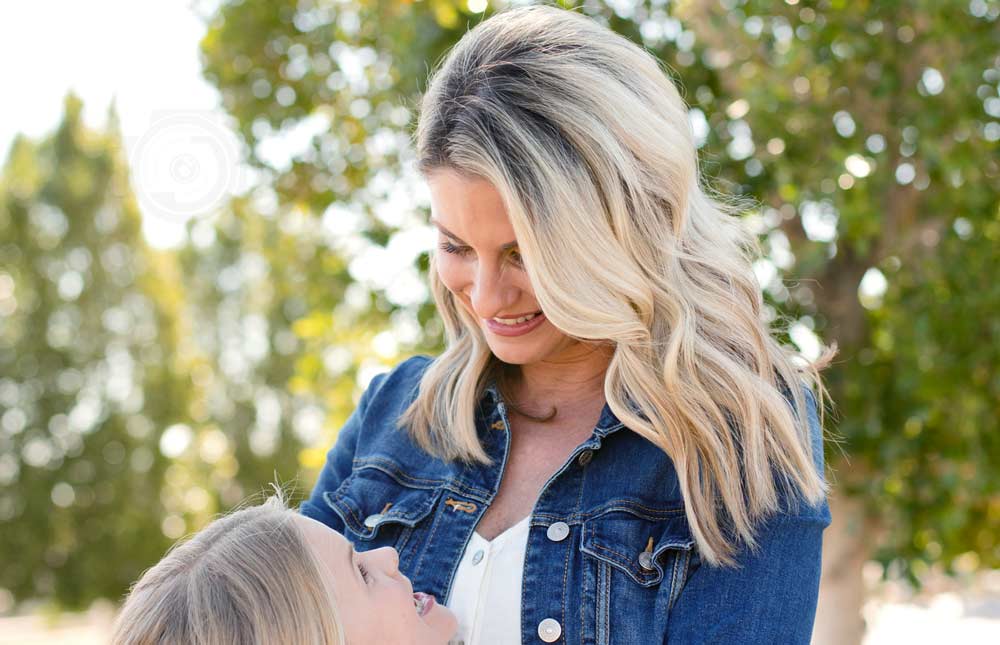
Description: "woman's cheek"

(435, 254), (466, 296)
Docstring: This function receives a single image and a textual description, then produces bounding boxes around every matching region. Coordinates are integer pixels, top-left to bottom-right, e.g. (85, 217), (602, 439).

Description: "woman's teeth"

(492, 312), (540, 325)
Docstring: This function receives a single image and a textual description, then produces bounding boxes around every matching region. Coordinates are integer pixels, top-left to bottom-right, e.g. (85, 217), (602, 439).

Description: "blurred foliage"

(0, 97), (189, 606)
(0, 93), (409, 609)
(0, 0), (997, 610)
(683, 0), (1000, 584)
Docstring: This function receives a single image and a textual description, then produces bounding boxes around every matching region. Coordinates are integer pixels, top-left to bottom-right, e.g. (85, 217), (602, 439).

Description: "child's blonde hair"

(111, 492), (345, 645)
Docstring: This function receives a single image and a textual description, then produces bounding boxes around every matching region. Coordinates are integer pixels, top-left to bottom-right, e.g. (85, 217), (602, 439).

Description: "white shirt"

(446, 515), (531, 645)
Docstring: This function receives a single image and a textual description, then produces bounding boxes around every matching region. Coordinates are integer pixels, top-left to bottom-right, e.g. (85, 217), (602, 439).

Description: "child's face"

(296, 515), (458, 644)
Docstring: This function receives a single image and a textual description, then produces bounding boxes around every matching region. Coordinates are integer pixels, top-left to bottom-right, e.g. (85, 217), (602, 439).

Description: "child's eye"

(358, 562), (372, 583)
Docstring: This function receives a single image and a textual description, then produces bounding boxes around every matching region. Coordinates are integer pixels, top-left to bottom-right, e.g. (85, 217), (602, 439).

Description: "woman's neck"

(507, 343), (613, 411)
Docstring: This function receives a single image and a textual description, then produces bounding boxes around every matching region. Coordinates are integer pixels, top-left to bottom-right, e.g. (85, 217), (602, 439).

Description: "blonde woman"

(303, 4), (835, 644)
(111, 493), (458, 644)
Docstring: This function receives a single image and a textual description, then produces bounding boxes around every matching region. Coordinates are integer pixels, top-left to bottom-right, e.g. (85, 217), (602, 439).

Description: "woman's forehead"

(428, 173), (516, 239)
(428, 172), (503, 216)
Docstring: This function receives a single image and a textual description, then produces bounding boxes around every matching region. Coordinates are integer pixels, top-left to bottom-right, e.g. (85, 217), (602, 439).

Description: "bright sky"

(0, 0), (439, 335)
(0, 0), (248, 248)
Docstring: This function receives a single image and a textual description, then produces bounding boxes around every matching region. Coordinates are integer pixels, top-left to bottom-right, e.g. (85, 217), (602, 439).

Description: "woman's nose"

(470, 266), (515, 318)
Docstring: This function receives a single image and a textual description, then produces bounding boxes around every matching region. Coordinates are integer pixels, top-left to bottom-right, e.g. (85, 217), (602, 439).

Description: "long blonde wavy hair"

(111, 492), (346, 645)
(400, 4), (836, 567)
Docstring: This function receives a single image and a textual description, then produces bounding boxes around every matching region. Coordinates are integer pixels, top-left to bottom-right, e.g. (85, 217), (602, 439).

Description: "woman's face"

(295, 515), (457, 644)
(427, 169), (581, 366)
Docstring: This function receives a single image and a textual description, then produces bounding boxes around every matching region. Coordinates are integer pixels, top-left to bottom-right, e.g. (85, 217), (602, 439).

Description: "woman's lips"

(483, 311), (545, 337)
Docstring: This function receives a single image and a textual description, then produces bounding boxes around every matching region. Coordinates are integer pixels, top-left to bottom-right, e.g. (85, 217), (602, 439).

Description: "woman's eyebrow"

(430, 218), (518, 250)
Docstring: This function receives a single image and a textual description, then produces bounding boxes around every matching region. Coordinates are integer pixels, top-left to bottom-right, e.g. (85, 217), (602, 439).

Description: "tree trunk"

(812, 483), (874, 645)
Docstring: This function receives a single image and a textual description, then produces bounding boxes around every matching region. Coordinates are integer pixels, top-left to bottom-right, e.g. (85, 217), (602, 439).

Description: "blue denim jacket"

(302, 355), (831, 644)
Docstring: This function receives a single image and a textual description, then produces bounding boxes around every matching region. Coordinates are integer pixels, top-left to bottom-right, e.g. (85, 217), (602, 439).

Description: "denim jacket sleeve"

(665, 387), (832, 644)
(299, 370), (390, 530)
(664, 510), (829, 644)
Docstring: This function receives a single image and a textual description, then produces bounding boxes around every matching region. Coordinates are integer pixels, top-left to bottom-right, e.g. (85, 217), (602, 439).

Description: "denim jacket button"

(537, 618), (562, 642)
(546, 521), (570, 542)
(363, 513), (383, 529)
(638, 551), (655, 571)
(577, 450), (593, 467)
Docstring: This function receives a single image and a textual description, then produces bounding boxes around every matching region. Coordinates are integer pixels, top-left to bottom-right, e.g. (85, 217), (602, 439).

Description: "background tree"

(0, 91), (416, 610)
(171, 190), (404, 502)
(679, 2), (999, 641)
(0, 94), (192, 607)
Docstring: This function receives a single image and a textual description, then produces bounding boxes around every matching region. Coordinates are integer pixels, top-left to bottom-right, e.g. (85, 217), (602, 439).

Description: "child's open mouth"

(413, 592), (435, 617)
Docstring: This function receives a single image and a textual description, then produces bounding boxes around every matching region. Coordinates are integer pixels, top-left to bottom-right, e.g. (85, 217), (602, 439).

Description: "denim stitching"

(395, 525), (414, 563)
(351, 459), (445, 487)
(410, 492), (446, 581)
(588, 541), (633, 564)
(569, 451), (586, 644)
(669, 550), (680, 608)
(532, 502), (686, 524)
(323, 490), (364, 533)
(594, 560), (612, 645)
(560, 518), (572, 644)
(443, 479), (492, 502)
(669, 549), (692, 612)
(348, 460), (494, 500)
(602, 561), (611, 645)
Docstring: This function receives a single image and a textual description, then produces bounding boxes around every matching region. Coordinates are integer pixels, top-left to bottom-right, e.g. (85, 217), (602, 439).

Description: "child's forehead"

(295, 514), (346, 547)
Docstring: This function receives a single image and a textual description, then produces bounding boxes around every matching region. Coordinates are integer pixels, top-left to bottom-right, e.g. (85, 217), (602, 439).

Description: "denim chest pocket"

(323, 464), (444, 562)
(580, 507), (695, 645)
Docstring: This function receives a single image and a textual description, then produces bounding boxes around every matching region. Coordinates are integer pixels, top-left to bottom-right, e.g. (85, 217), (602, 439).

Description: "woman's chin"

(485, 335), (546, 363)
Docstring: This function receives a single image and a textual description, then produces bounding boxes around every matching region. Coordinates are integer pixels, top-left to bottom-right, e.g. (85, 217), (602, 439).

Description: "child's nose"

(368, 546), (400, 574)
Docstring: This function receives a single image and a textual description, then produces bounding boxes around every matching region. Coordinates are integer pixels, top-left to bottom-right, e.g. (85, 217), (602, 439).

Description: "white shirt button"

(472, 549), (485, 565)
(363, 513), (383, 528)
(546, 521), (570, 542)
(538, 618), (562, 642)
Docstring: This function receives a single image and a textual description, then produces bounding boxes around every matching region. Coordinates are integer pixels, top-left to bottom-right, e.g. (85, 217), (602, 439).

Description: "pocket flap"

(581, 508), (694, 587)
(323, 467), (441, 540)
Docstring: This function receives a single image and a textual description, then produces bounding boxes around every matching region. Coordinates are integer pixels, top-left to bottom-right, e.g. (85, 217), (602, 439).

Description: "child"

(111, 492), (457, 644)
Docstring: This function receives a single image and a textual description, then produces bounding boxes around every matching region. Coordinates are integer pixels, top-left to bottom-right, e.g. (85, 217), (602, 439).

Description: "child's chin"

(426, 604), (459, 638)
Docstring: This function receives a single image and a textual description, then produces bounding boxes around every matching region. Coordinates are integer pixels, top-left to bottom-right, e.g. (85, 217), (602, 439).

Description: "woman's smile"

(483, 311), (547, 336)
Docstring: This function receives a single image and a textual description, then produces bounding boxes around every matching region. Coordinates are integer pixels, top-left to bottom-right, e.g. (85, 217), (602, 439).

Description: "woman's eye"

(438, 241), (469, 256)
(438, 241), (523, 267)
(358, 562), (372, 584)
